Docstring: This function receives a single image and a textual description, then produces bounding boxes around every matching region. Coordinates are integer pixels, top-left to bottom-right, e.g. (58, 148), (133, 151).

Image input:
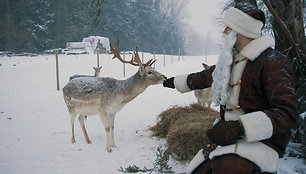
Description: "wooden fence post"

(171, 49), (173, 64)
(142, 52), (144, 63)
(96, 48), (100, 67)
(123, 52), (126, 77)
(178, 48), (181, 61)
(55, 50), (60, 91)
(153, 51), (156, 69)
(181, 49), (185, 61)
(163, 50), (165, 66)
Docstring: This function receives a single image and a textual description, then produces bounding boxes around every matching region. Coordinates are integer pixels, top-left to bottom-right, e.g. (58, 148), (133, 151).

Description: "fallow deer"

(69, 66), (102, 81)
(194, 63), (212, 107)
(63, 40), (166, 152)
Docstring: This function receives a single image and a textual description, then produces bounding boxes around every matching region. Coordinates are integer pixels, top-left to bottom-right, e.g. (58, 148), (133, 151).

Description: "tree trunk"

(268, 0), (305, 111)
(269, 0), (305, 60)
(268, 0), (305, 157)
(53, 0), (68, 48)
(4, 0), (15, 52)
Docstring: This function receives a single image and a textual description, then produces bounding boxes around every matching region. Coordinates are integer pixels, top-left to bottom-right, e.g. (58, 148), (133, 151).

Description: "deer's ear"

(138, 64), (145, 75)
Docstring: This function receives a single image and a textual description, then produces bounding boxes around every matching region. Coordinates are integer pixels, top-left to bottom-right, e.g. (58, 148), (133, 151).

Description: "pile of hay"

(149, 103), (219, 161)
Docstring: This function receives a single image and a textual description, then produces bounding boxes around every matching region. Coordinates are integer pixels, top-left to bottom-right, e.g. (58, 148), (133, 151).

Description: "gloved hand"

(206, 120), (243, 146)
(163, 77), (175, 89)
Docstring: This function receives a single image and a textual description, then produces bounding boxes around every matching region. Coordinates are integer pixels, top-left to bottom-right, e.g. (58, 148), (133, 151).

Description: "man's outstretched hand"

(163, 77), (175, 89)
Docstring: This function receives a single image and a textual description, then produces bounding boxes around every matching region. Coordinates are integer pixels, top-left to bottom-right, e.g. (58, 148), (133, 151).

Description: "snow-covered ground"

(0, 53), (305, 174)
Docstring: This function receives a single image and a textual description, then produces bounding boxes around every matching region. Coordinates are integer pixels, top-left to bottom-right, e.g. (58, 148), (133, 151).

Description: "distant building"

(65, 36), (110, 55)
(82, 36), (110, 54)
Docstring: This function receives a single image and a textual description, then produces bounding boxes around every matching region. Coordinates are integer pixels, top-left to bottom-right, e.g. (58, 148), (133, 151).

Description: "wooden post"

(142, 52), (144, 63)
(123, 52), (126, 77)
(153, 51), (156, 69)
(55, 50), (60, 91)
(178, 48), (181, 61)
(96, 48), (100, 67)
(163, 50), (165, 66)
(171, 49), (173, 64)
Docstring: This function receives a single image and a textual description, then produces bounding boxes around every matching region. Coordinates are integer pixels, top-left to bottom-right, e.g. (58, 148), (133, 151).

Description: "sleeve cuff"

(239, 111), (273, 142)
(174, 74), (192, 93)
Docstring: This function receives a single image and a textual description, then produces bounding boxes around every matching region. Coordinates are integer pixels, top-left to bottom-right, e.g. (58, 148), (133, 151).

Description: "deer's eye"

(148, 71), (153, 75)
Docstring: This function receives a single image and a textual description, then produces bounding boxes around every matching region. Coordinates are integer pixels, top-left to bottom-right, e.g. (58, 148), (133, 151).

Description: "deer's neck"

(95, 72), (100, 77)
(118, 72), (147, 104)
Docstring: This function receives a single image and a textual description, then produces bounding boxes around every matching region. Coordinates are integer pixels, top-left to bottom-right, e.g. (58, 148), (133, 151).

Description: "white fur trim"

(224, 109), (245, 121)
(240, 35), (275, 61)
(174, 74), (192, 93)
(240, 111), (273, 142)
(209, 140), (279, 172)
(223, 7), (263, 39)
(186, 149), (205, 174)
(226, 53), (248, 109)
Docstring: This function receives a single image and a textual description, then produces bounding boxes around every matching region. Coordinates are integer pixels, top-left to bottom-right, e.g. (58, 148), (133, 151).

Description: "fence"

(54, 48), (185, 89)
(0, 56), (56, 101)
(0, 48), (190, 102)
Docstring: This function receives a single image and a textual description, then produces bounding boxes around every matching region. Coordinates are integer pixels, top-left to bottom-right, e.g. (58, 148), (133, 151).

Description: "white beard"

(212, 30), (237, 106)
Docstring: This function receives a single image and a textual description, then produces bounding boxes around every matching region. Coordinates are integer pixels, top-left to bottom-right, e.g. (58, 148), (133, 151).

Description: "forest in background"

(0, 0), (186, 54)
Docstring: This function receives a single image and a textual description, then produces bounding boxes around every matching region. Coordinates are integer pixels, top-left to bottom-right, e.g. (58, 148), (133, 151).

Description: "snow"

(0, 53), (305, 174)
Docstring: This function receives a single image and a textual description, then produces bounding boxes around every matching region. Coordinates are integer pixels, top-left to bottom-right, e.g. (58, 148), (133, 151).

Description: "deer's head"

(93, 66), (102, 72)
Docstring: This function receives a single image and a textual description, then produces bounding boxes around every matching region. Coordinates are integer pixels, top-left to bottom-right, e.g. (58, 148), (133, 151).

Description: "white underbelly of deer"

(70, 98), (124, 116)
(70, 98), (101, 115)
(62, 40), (166, 152)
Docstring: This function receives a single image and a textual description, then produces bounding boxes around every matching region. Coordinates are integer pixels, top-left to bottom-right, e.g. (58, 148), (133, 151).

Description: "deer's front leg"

(99, 112), (112, 152)
(109, 114), (117, 148)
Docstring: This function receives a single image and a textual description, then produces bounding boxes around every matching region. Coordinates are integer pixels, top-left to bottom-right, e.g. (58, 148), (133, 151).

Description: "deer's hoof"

(87, 140), (92, 144)
(71, 138), (76, 143)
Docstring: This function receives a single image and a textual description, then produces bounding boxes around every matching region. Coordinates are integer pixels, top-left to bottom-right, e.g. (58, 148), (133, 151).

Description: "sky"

(183, 0), (229, 55)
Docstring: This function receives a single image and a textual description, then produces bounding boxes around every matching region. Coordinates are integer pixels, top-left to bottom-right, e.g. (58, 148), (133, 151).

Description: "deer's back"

(63, 77), (119, 102)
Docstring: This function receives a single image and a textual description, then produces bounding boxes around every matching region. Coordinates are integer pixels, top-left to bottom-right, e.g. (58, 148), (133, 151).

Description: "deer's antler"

(144, 59), (156, 67)
(133, 47), (142, 64)
(110, 40), (156, 67)
(110, 40), (139, 66)
(134, 47), (156, 67)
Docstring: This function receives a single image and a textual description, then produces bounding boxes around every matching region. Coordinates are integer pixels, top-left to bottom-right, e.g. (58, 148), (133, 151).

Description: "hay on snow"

(149, 103), (219, 161)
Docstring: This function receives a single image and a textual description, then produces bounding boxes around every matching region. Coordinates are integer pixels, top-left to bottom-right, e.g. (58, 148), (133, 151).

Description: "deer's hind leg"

(78, 114), (92, 144)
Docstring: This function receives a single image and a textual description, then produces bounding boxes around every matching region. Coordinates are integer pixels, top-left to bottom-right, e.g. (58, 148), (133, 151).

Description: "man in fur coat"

(163, 2), (298, 174)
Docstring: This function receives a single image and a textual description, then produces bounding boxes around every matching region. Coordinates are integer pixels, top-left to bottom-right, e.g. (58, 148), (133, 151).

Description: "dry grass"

(149, 103), (219, 161)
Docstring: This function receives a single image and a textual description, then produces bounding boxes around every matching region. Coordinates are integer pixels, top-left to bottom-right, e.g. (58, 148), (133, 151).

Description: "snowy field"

(0, 53), (305, 174)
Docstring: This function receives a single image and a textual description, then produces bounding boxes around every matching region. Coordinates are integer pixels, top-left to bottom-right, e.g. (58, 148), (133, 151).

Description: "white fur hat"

(222, 7), (264, 39)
